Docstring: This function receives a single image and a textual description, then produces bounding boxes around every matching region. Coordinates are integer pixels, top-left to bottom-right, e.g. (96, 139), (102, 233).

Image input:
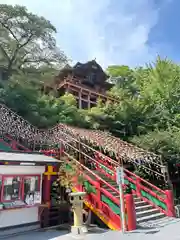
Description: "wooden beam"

(56, 78), (118, 102)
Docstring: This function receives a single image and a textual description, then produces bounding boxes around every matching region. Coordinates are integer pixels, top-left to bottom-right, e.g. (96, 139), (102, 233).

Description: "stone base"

(71, 225), (88, 235)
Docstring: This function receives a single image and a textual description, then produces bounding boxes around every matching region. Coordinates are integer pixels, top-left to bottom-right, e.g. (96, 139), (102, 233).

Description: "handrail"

(82, 171), (119, 206)
(59, 79), (119, 102)
(96, 157), (166, 203)
(70, 147), (167, 214)
(98, 156), (165, 195)
(59, 135), (117, 179)
(63, 143), (166, 209)
(3, 134), (30, 151)
(67, 150), (137, 230)
(64, 152), (119, 195)
(95, 153), (165, 194)
(125, 168), (165, 195)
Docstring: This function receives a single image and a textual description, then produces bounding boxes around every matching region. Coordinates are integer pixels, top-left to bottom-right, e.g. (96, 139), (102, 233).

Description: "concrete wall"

(0, 206), (39, 228)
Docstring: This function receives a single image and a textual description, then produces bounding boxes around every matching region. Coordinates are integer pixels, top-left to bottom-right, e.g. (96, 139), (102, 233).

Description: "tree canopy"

(0, 4), (67, 78)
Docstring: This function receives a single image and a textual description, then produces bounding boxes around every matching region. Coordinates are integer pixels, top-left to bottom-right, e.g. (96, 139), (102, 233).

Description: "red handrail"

(81, 171), (119, 205)
(93, 153), (177, 217)
(64, 152), (119, 196)
(96, 156), (167, 206)
(0, 135), (30, 152)
(95, 153), (165, 195)
(68, 152), (137, 230)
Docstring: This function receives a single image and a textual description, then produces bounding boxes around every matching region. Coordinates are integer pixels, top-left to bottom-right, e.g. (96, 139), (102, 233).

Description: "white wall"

(0, 165), (45, 229)
(0, 207), (39, 228)
(0, 165), (45, 175)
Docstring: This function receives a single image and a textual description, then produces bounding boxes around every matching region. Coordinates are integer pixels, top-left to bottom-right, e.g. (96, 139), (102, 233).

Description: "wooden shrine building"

(0, 152), (69, 236)
(43, 60), (118, 109)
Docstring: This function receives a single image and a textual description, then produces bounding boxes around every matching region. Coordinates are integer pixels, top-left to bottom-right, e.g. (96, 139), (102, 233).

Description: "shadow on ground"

(1, 230), (69, 240)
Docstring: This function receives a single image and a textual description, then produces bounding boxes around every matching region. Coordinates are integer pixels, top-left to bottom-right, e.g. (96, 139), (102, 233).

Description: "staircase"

(100, 172), (166, 224)
(86, 169), (167, 226)
(0, 103), (176, 231)
(134, 195), (165, 224)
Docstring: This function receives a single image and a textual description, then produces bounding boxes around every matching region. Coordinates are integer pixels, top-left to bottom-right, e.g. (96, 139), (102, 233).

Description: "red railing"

(0, 135), (61, 157)
(95, 152), (175, 217)
(55, 76), (119, 102)
(64, 152), (136, 231)
(0, 134), (30, 152)
(52, 129), (175, 218)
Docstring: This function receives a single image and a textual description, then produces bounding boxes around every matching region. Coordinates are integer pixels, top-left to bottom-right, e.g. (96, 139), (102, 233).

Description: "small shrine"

(43, 60), (117, 109)
(0, 152), (60, 235)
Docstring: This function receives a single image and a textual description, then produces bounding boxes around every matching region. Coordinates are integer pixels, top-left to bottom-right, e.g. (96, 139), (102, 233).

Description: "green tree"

(0, 4), (67, 77)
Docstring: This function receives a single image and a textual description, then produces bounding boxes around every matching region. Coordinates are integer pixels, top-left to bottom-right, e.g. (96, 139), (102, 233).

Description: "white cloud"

(0, 0), (170, 68)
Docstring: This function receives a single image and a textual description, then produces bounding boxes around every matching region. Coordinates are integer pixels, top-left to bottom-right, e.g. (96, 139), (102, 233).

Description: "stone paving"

(3, 218), (180, 240)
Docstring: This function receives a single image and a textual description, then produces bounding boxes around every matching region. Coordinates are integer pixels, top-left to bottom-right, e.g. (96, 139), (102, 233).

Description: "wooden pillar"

(79, 89), (82, 109)
(66, 83), (70, 93)
(88, 93), (91, 109)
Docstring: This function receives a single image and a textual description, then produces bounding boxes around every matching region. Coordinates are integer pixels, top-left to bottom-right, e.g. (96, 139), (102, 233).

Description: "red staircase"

(94, 152), (175, 217)
(0, 103), (176, 230)
(60, 140), (175, 228)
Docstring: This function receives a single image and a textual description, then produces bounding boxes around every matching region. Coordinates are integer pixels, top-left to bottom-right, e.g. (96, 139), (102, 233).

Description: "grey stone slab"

(3, 219), (180, 240)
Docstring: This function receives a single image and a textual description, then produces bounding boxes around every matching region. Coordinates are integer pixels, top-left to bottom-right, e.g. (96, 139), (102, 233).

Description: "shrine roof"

(0, 152), (61, 164)
(58, 60), (109, 79)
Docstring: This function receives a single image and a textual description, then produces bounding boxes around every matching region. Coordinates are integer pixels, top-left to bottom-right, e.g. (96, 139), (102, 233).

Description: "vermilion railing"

(64, 152), (136, 231)
(0, 134), (61, 157)
(0, 134), (30, 152)
(95, 153), (175, 217)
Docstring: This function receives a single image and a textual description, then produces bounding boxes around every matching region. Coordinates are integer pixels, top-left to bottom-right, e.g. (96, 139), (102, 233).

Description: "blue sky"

(0, 0), (178, 68)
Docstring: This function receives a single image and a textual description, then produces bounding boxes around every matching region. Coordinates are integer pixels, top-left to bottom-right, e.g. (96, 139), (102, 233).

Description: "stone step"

(102, 188), (119, 196)
(136, 208), (160, 218)
(135, 204), (153, 212)
(134, 201), (148, 207)
(137, 212), (165, 223)
(133, 197), (142, 202)
(102, 182), (118, 188)
(87, 169), (169, 226)
(139, 216), (179, 228)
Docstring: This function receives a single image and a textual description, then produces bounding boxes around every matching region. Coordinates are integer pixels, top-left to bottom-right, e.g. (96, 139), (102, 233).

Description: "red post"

(136, 177), (141, 197)
(165, 190), (175, 217)
(11, 140), (17, 150)
(125, 194), (136, 231)
(96, 179), (102, 210)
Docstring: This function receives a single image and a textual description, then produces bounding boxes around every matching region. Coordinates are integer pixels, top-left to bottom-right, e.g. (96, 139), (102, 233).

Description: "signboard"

(116, 167), (124, 185)
(116, 166), (126, 233)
